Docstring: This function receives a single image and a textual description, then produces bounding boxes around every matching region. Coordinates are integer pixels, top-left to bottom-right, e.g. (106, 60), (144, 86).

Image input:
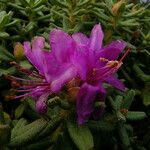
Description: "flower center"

(92, 48), (131, 81)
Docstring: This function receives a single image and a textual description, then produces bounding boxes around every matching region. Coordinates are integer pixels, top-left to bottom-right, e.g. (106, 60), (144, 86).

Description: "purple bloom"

(11, 31), (77, 114)
(10, 24), (128, 123)
(71, 24), (128, 124)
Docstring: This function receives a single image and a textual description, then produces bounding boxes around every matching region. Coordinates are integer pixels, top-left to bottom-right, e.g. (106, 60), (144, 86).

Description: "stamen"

(10, 61), (44, 79)
(23, 83), (49, 87)
(96, 67), (117, 80)
(11, 81), (22, 87)
(95, 49), (131, 81)
(119, 48), (131, 62)
(17, 89), (33, 93)
(8, 75), (42, 83)
(99, 57), (109, 62)
(6, 95), (16, 100)
(14, 93), (31, 99)
(106, 60), (119, 68)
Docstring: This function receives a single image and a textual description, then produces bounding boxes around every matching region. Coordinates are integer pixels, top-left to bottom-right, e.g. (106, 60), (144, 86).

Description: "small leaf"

(15, 103), (26, 119)
(20, 60), (32, 69)
(0, 67), (16, 76)
(123, 90), (135, 109)
(118, 123), (131, 149)
(0, 125), (10, 145)
(9, 119), (47, 147)
(114, 95), (123, 111)
(0, 46), (14, 61)
(38, 117), (62, 139)
(126, 111), (147, 121)
(0, 32), (9, 38)
(67, 121), (94, 150)
(87, 120), (114, 132)
(11, 118), (28, 139)
(25, 21), (36, 32)
(24, 137), (52, 150)
(142, 83), (150, 106)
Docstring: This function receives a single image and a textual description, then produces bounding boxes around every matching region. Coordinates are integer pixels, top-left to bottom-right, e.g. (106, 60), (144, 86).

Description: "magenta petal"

(23, 41), (33, 63)
(23, 37), (46, 74)
(71, 46), (88, 80)
(104, 76), (125, 91)
(77, 83), (100, 124)
(51, 65), (77, 93)
(89, 24), (104, 51)
(98, 40), (127, 60)
(50, 29), (75, 63)
(72, 33), (89, 45)
(42, 52), (59, 83)
(32, 36), (45, 49)
(35, 92), (49, 114)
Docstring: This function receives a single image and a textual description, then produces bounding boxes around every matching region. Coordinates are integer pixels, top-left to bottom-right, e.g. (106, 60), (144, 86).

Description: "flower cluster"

(10, 24), (129, 124)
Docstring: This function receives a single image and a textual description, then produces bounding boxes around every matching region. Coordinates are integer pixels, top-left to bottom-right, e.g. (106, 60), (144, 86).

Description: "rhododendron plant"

(9, 24), (129, 124)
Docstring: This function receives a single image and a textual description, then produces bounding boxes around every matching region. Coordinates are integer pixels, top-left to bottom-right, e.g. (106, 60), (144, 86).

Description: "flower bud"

(67, 87), (80, 103)
(13, 42), (24, 60)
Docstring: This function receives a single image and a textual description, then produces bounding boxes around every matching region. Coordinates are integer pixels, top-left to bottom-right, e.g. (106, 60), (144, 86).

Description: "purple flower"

(10, 24), (128, 123)
(71, 24), (128, 124)
(11, 31), (78, 114)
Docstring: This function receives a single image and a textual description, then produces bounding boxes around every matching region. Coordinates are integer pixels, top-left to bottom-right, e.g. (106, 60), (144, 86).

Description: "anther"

(99, 57), (109, 62)
(119, 48), (131, 63)
(106, 60), (119, 68)
(92, 68), (98, 76)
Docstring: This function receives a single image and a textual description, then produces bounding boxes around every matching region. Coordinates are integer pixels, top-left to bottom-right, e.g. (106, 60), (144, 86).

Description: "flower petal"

(51, 65), (77, 93)
(23, 37), (46, 74)
(72, 45), (97, 81)
(35, 92), (49, 114)
(96, 40), (126, 68)
(98, 40), (127, 60)
(50, 29), (75, 63)
(72, 33), (89, 45)
(89, 24), (104, 51)
(76, 83), (100, 124)
(104, 76), (125, 91)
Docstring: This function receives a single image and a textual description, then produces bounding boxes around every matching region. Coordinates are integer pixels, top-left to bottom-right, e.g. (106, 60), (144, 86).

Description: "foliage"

(0, 0), (149, 149)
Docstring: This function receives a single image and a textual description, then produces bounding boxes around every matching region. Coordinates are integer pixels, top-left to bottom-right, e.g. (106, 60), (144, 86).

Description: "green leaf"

(114, 95), (123, 111)
(126, 111), (147, 121)
(0, 12), (12, 26)
(15, 103), (26, 119)
(38, 117), (62, 139)
(0, 11), (12, 28)
(24, 137), (52, 150)
(34, 0), (46, 8)
(25, 21), (36, 32)
(0, 46), (14, 61)
(11, 118), (28, 139)
(0, 104), (5, 124)
(0, 125), (10, 145)
(0, 32), (9, 38)
(123, 90), (135, 109)
(108, 96), (117, 111)
(54, 131), (75, 150)
(133, 64), (150, 82)
(118, 123), (131, 149)
(9, 119), (47, 147)
(67, 121), (94, 150)
(20, 60), (32, 69)
(87, 120), (114, 132)
(0, 67), (16, 76)
(142, 83), (150, 106)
